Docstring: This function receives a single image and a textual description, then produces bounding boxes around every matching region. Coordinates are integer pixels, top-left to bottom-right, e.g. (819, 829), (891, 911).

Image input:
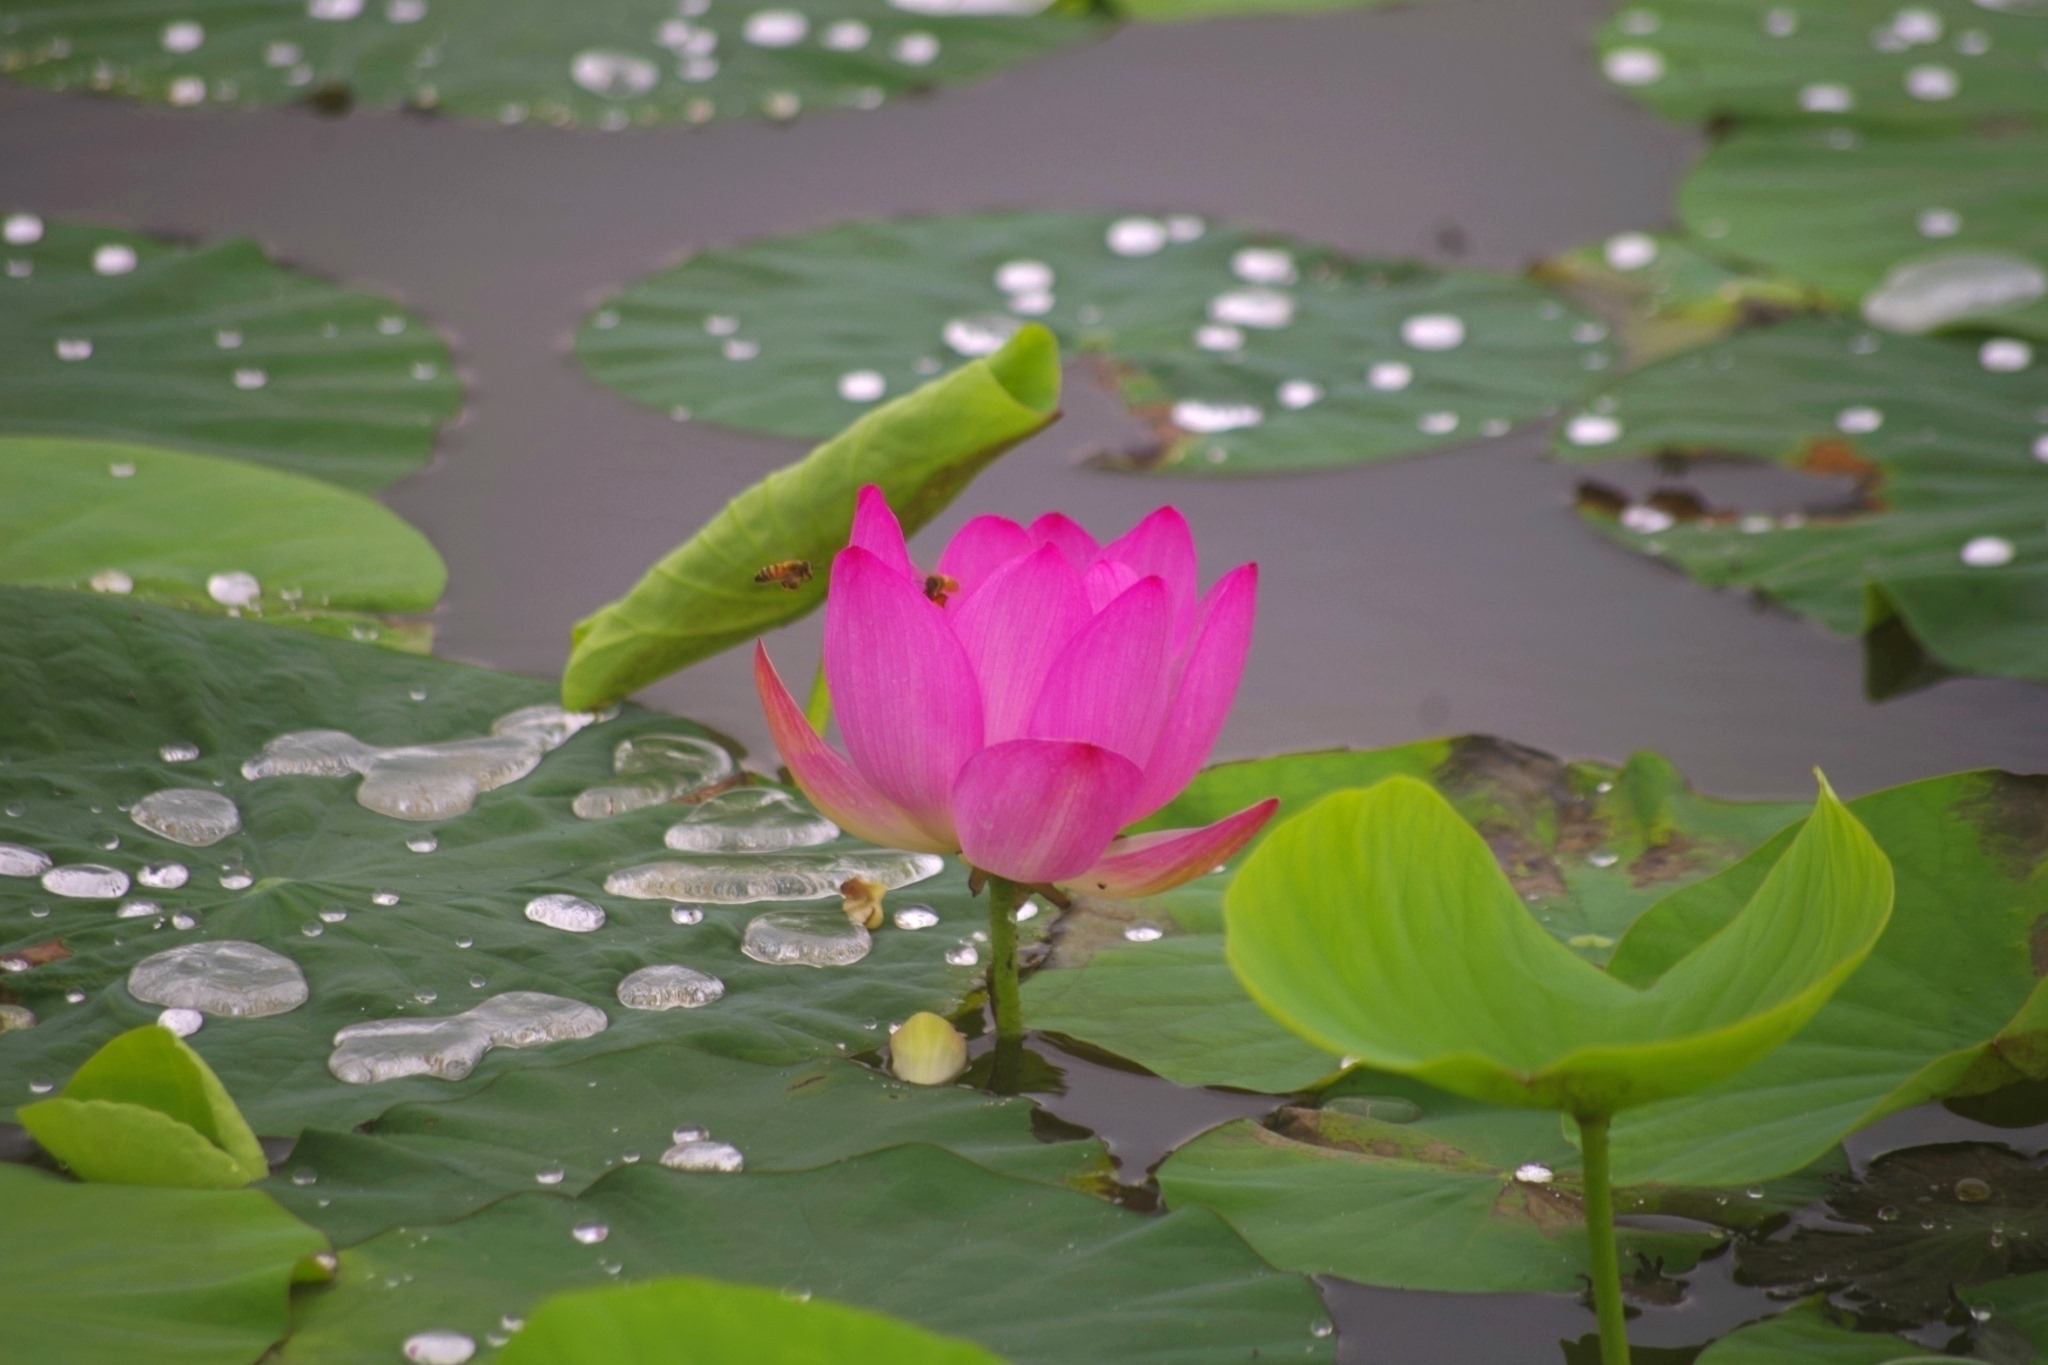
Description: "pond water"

(5, 0), (2046, 1356)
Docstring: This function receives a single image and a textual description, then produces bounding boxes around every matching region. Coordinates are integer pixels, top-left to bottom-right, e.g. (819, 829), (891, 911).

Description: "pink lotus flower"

(754, 486), (1276, 896)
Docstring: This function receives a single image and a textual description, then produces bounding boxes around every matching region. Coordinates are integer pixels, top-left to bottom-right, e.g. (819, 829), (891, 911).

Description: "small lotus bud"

(840, 876), (885, 930)
(889, 1011), (967, 1086)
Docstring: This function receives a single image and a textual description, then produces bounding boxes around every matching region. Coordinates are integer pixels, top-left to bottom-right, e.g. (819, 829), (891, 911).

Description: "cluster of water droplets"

(329, 991), (607, 1084)
(242, 703), (602, 821)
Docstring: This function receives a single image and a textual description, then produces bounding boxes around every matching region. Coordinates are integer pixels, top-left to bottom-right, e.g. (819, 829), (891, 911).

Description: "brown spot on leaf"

(1575, 480), (1629, 519)
(0, 939), (70, 973)
(1497, 1179), (1585, 1237)
(1797, 437), (1883, 492)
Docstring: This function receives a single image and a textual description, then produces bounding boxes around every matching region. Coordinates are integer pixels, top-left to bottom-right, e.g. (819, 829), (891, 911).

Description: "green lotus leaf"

(1679, 128), (2048, 341)
(1693, 1298), (1972, 1364)
(575, 209), (1609, 473)
(1967, 1271), (2048, 1353)
(1224, 773), (1892, 1115)
(501, 1276), (1009, 1365)
(0, 436), (445, 647)
(0, 218), (460, 488)
(0, 0), (1105, 129)
(1028, 738), (1805, 1093)
(1595, 0), (2048, 132)
(562, 323), (1059, 710)
(0, 1161), (328, 1365)
(1560, 316), (2048, 687)
(268, 1042), (1108, 1247)
(0, 588), (1004, 1136)
(19, 1023), (267, 1187)
(277, 1146), (1331, 1365)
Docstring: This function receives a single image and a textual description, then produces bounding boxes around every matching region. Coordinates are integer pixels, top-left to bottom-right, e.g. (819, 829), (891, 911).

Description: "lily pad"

(575, 210), (1610, 473)
(1559, 316), (2048, 685)
(1968, 1270), (2048, 1351)
(1680, 128), (2048, 340)
(562, 323), (1059, 710)
(278, 1145), (1333, 1365)
(270, 1042), (1110, 1246)
(0, 436), (446, 641)
(1154, 1091), (1822, 1294)
(0, 588), (1000, 1136)
(1024, 738), (1803, 1092)
(0, 218), (460, 488)
(0, 0), (1105, 129)
(1736, 1143), (2048, 1329)
(1608, 769), (2048, 1188)
(502, 1277), (1009, 1365)
(1596, 0), (2048, 131)
(1694, 1298), (1974, 1364)
(19, 1023), (268, 1188)
(0, 1162), (328, 1365)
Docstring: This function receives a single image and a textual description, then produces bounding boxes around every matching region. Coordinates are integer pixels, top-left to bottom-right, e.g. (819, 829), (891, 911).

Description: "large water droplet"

(1862, 252), (2047, 333)
(330, 991), (605, 1083)
(570, 50), (658, 98)
(206, 571), (261, 608)
(660, 1138), (745, 1172)
(129, 941), (308, 1017)
(402, 1330), (476, 1365)
(743, 9), (808, 45)
(617, 964), (725, 1010)
(607, 850), (942, 903)
(1105, 217), (1168, 257)
(1231, 247), (1297, 285)
(3, 213), (43, 246)
(663, 788), (838, 853)
(741, 910), (872, 966)
(1209, 287), (1295, 330)
(1962, 535), (2016, 568)
(893, 905), (939, 930)
(1980, 337), (2034, 373)
(159, 741), (201, 763)
(1171, 400), (1264, 434)
(0, 844), (52, 878)
(129, 789), (241, 847)
(1402, 313), (1466, 351)
(138, 861), (189, 889)
(573, 734), (734, 819)
(157, 1006), (204, 1037)
(1565, 413), (1622, 446)
(42, 864), (129, 899)
(571, 1221), (610, 1245)
(525, 893), (606, 933)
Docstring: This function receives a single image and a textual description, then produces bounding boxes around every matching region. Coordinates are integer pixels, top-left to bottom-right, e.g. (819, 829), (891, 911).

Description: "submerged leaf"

(575, 209), (1608, 473)
(502, 1276), (1009, 1365)
(1224, 774), (1892, 1115)
(20, 1023), (267, 1187)
(561, 324), (1059, 709)
(0, 219), (459, 488)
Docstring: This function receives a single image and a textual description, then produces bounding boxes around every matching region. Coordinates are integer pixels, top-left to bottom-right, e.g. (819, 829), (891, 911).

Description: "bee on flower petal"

(922, 572), (959, 607)
(753, 559), (813, 591)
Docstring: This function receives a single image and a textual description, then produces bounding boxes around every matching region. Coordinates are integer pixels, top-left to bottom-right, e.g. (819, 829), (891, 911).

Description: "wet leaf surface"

(1560, 317), (2048, 685)
(0, 219), (459, 489)
(576, 210), (1608, 473)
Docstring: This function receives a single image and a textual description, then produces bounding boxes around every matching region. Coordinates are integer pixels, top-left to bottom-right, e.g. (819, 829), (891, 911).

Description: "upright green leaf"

(0, 218), (460, 488)
(0, 436), (446, 636)
(502, 1277), (1010, 1365)
(20, 1023), (268, 1187)
(561, 324), (1059, 709)
(1224, 775), (1892, 1115)
(575, 209), (1609, 473)
(1560, 317), (2048, 685)
(0, 1162), (327, 1365)
(0, 0), (1106, 129)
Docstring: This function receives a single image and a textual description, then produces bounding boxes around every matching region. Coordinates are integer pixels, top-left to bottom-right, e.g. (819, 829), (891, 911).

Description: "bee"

(754, 559), (813, 591)
(923, 572), (959, 607)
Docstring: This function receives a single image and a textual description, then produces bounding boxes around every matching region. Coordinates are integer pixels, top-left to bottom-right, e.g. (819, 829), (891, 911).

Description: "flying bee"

(923, 572), (960, 607)
(754, 559), (813, 591)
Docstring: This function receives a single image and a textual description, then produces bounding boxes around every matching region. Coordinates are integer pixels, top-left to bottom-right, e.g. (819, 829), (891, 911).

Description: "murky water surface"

(6, 0), (2048, 1354)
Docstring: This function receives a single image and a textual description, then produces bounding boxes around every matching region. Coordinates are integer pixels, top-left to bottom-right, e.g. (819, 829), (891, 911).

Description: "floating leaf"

(1596, 0), (2048, 131)
(1532, 229), (1820, 364)
(1608, 770), (2048, 1187)
(576, 210), (1609, 473)
(269, 1042), (1108, 1246)
(0, 436), (446, 642)
(1693, 1298), (1969, 1364)
(0, 589), (1000, 1136)
(1680, 128), (2048, 340)
(1735, 1143), (2048, 1330)
(1968, 1270), (2048, 1352)
(278, 1146), (1331, 1365)
(1154, 1087), (1824, 1294)
(1222, 774), (1891, 1115)
(0, 0), (1104, 129)
(19, 1023), (267, 1187)
(1559, 316), (2048, 686)
(562, 323), (1058, 709)
(502, 1277), (1009, 1365)
(0, 1162), (327, 1365)
(0, 218), (460, 488)
(1025, 738), (1802, 1092)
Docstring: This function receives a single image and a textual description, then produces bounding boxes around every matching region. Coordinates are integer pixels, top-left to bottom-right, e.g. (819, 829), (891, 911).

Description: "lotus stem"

(1577, 1112), (1630, 1365)
(985, 874), (1025, 1044)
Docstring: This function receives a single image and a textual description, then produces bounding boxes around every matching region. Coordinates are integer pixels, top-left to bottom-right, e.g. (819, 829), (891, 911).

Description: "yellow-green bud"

(889, 1011), (968, 1086)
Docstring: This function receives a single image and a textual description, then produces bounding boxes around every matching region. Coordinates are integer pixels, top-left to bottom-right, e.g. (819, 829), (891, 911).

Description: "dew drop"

(407, 834), (438, 853)
(617, 964), (724, 1010)
(1603, 232), (1658, 271)
(1799, 82), (1854, 112)
(1123, 923), (1164, 942)
(1277, 379), (1322, 410)
(670, 905), (705, 925)
(1402, 313), (1466, 351)
(1515, 1162), (1555, 1184)
(138, 861), (189, 890)
(1105, 217), (1168, 258)
(893, 905), (939, 930)
(1368, 360), (1414, 391)
(661, 1139), (744, 1172)
(571, 1221), (610, 1245)
(742, 910), (871, 967)
(42, 864), (129, 899)
(1836, 405), (1884, 435)
(0, 844), (53, 878)
(55, 338), (94, 362)
(569, 49), (658, 98)
(837, 370), (886, 403)
(1980, 337), (2034, 372)
(159, 741), (200, 763)
(1602, 46), (1666, 85)
(1962, 535), (2015, 568)
(93, 243), (138, 276)
(944, 942), (980, 966)
(1566, 413), (1622, 446)
(130, 789), (241, 847)
(402, 1330), (476, 1365)
(1171, 400), (1263, 434)
(1905, 63), (1959, 99)
(157, 1006), (203, 1037)
(207, 571), (261, 608)
(743, 9), (808, 45)
(3, 213), (43, 246)
(525, 893), (606, 934)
